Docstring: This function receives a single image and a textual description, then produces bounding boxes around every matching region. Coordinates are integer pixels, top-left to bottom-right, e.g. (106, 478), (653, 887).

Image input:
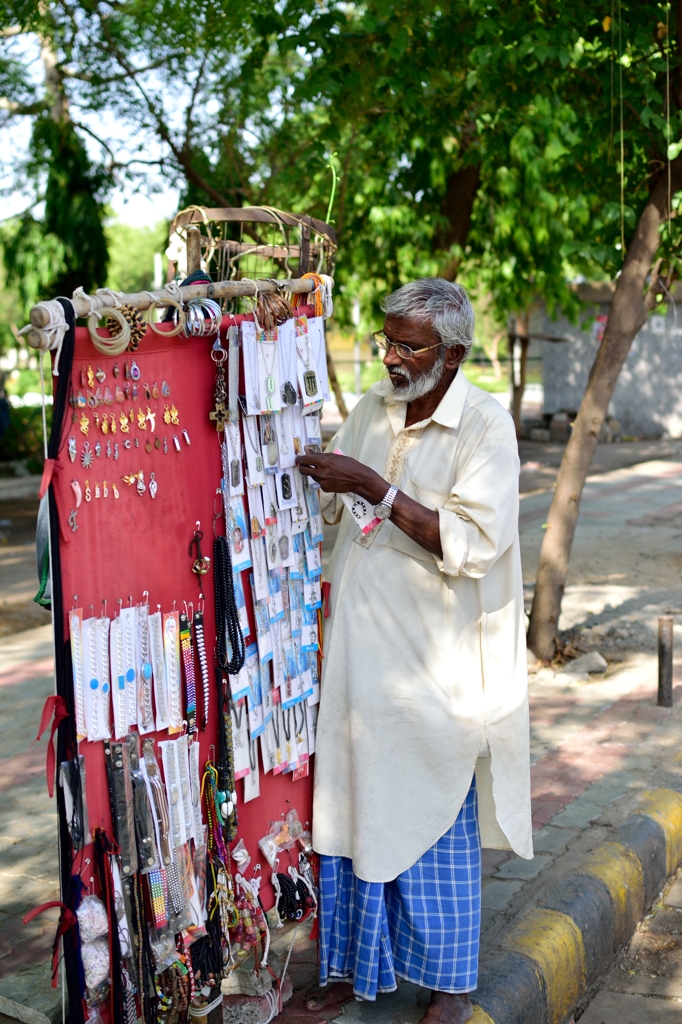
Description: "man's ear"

(446, 344), (466, 369)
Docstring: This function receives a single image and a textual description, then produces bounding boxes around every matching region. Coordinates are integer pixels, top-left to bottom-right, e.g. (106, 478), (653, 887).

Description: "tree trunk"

(485, 329), (503, 381)
(325, 337), (349, 419)
(510, 313), (529, 438)
(527, 159), (682, 661)
(437, 164), (481, 281)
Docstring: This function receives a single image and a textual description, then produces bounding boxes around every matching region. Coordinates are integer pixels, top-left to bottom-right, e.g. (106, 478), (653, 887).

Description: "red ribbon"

(33, 695), (69, 797)
(38, 458), (56, 499)
(23, 901), (77, 987)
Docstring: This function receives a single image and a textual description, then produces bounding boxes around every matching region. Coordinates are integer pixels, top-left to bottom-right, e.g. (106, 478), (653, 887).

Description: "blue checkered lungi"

(318, 778), (481, 1001)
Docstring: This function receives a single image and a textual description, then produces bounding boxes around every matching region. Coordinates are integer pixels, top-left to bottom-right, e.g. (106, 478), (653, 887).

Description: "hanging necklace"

(88, 617), (100, 738)
(232, 700), (245, 749)
(70, 612), (86, 738)
(271, 706), (282, 764)
(123, 611), (137, 727)
(226, 421), (241, 488)
(282, 706), (292, 763)
(262, 414), (278, 467)
(138, 605), (154, 730)
(294, 702), (305, 745)
(295, 327), (318, 397)
(113, 617), (127, 736)
(99, 618), (111, 737)
(257, 332), (277, 410)
(242, 415), (264, 474)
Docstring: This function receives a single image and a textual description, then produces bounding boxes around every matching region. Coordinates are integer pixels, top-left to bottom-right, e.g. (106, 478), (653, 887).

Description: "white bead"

(221, 802), (228, 817)
(227, 800), (234, 815)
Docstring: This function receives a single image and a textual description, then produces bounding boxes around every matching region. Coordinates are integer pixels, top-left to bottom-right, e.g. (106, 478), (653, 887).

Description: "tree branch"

(0, 97), (48, 115)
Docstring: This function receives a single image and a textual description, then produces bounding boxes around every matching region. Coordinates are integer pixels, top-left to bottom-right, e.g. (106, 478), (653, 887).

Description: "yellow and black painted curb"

(470, 788), (682, 1024)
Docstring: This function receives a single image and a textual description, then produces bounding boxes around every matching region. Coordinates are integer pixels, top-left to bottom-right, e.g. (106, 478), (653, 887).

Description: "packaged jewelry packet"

(333, 448), (382, 534)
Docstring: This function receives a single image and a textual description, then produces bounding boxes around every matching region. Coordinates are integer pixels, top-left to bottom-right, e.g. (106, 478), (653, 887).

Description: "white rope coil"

(17, 299), (69, 376)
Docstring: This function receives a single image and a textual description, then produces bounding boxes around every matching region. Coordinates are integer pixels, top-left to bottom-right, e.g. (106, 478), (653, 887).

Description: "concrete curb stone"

(471, 788), (682, 1024)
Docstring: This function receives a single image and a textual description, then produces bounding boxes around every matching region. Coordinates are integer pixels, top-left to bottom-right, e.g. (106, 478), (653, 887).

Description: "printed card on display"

(294, 315), (324, 414)
(267, 572), (285, 622)
(241, 320), (260, 416)
(243, 739), (260, 803)
(305, 701), (318, 755)
(275, 469), (299, 512)
(276, 510), (296, 570)
(280, 641), (302, 709)
(301, 602), (318, 653)
(260, 717), (277, 775)
(261, 661), (274, 725)
(162, 610), (184, 734)
(263, 474), (279, 524)
(160, 739), (187, 847)
(293, 700), (310, 766)
(277, 318), (298, 404)
(295, 643), (313, 701)
(230, 698), (251, 779)
(307, 650), (320, 705)
(246, 651), (265, 740)
(252, 586), (273, 665)
(242, 415), (266, 487)
(289, 577), (304, 637)
(307, 317), (331, 401)
(260, 413), (280, 473)
(290, 532), (305, 579)
(304, 527), (322, 578)
(303, 575), (322, 612)
(148, 610), (170, 731)
(264, 523), (283, 573)
(304, 410), (322, 445)
(69, 608), (87, 740)
(255, 327), (282, 414)
(228, 653), (250, 702)
(120, 606), (139, 727)
(233, 571), (251, 638)
(223, 421), (244, 497)
(250, 535), (269, 603)
(304, 482), (324, 543)
(227, 494), (252, 573)
(282, 707), (298, 771)
(82, 616), (111, 743)
(290, 403), (305, 461)
(270, 618), (286, 696)
(176, 735), (194, 843)
(275, 407), (297, 469)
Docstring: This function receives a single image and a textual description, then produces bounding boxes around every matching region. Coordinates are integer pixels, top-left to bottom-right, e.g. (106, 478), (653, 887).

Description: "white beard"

(385, 347), (447, 402)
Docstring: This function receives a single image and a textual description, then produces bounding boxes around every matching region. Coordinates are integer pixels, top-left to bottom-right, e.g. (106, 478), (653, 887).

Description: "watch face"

(374, 502), (390, 520)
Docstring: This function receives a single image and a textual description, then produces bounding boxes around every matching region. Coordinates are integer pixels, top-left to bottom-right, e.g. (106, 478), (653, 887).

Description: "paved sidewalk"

(0, 626), (60, 1016)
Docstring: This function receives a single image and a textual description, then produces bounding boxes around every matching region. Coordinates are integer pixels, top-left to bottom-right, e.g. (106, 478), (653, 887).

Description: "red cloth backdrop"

(51, 310), (316, 911)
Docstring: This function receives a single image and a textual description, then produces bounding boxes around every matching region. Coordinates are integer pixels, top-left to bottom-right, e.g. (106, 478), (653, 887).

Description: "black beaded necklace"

(214, 533), (245, 675)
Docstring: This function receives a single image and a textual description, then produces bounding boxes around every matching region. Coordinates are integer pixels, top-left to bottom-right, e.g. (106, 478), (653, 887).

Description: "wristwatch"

(373, 485), (398, 521)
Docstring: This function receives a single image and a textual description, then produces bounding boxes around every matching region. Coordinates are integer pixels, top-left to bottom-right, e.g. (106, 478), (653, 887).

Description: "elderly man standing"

(296, 278), (532, 1024)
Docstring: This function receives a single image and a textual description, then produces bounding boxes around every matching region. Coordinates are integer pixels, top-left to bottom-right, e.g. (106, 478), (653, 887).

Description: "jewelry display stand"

(26, 207), (335, 1023)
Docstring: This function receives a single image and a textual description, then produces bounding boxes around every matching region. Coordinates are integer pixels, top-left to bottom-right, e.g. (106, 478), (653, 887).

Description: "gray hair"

(381, 278), (475, 358)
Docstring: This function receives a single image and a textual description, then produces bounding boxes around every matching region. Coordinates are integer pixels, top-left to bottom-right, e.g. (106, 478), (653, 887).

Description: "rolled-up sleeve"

(435, 439), (519, 578)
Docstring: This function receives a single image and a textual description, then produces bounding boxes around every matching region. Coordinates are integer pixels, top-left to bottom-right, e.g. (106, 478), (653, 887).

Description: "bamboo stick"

(27, 277), (316, 328)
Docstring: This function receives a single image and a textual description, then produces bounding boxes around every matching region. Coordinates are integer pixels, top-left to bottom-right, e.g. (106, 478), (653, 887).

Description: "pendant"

(173, 435), (181, 452)
(103, 387), (113, 406)
(94, 441), (101, 458)
(103, 480), (109, 498)
(152, 382), (159, 399)
(282, 380), (297, 405)
(149, 472), (157, 499)
(231, 459), (241, 487)
(144, 383), (151, 400)
(170, 404), (179, 426)
(155, 436), (161, 450)
(68, 437), (76, 463)
(145, 439), (152, 453)
(84, 480), (91, 502)
(303, 370), (318, 397)
(130, 360), (141, 382)
(137, 409), (147, 429)
(163, 405), (171, 425)
(136, 471), (146, 495)
(251, 516), (262, 539)
(268, 441), (277, 466)
(266, 375), (275, 395)
(279, 535), (289, 559)
(270, 539), (277, 561)
(110, 413), (116, 434)
(95, 366), (106, 384)
(106, 441), (111, 458)
(113, 362), (119, 378)
(114, 443), (119, 460)
(281, 472), (292, 501)
(163, 437), (168, 454)
(132, 383), (139, 401)
(255, 455), (263, 473)
(95, 388), (104, 407)
(75, 391), (86, 408)
(101, 416), (109, 435)
(161, 380), (170, 398)
(293, 436), (302, 455)
(87, 390), (97, 408)
(182, 429), (191, 445)
(115, 385), (124, 403)
(266, 395), (273, 411)
(146, 408), (156, 431)
(94, 482), (101, 499)
(81, 442), (93, 469)
(87, 365), (95, 389)
(275, 749), (282, 765)
(119, 412), (129, 433)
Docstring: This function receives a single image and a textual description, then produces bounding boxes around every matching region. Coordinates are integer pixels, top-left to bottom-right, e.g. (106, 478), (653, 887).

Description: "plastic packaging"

(76, 894), (109, 944)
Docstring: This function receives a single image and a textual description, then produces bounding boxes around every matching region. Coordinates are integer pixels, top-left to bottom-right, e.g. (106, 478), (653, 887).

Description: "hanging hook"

(72, 594), (78, 611)
(101, 598), (107, 619)
(209, 744), (215, 763)
(117, 598), (122, 619)
(214, 488), (223, 537)
(142, 590), (149, 609)
(88, 604), (93, 619)
(128, 595), (133, 607)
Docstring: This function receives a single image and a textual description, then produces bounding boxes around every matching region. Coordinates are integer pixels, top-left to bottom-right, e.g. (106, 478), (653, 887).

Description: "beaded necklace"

(138, 605), (154, 730)
(193, 610), (211, 731)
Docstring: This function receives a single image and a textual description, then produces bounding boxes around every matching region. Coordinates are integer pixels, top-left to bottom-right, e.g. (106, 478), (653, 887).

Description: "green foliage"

(0, 216), (66, 321)
(106, 220), (168, 294)
(0, 404), (51, 471)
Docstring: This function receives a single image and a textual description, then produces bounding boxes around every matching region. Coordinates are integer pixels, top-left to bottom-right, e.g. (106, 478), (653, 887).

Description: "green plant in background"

(106, 220), (168, 294)
(0, 404), (52, 473)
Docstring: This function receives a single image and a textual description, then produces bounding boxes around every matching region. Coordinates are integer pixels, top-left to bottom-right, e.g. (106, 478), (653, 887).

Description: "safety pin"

(172, 600), (176, 612)
(128, 595), (133, 607)
(209, 744), (215, 763)
(88, 604), (94, 619)
(117, 598), (122, 619)
(197, 597), (204, 615)
(72, 594), (78, 611)
(142, 590), (149, 609)
(101, 599), (107, 619)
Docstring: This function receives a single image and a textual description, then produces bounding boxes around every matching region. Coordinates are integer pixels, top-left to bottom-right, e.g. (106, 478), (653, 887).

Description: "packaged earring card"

(28, 211), (334, 1023)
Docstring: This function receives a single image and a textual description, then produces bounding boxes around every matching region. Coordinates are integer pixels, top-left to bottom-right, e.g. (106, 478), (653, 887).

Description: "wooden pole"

(186, 226), (202, 273)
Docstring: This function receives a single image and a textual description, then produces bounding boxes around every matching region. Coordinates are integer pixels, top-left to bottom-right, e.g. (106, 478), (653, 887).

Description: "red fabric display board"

(47, 304), (322, 1021)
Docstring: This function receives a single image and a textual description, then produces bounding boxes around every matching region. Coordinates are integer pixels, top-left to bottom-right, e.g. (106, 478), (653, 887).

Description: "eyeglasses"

(372, 330), (443, 360)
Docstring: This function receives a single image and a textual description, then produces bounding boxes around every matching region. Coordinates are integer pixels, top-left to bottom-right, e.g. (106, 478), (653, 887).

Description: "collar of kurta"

(370, 366), (469, 434)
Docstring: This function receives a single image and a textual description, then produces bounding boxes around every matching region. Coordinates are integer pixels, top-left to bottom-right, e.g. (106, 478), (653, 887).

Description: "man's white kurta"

(312, 370), (533, 882)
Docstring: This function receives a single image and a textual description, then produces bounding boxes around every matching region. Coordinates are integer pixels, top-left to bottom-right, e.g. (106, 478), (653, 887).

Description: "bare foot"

(304, 981), (355, 1012)
(420, 991), (474, 1024)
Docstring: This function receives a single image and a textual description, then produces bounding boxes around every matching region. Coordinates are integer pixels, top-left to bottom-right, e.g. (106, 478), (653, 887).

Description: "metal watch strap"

(376, 484), (398, 519)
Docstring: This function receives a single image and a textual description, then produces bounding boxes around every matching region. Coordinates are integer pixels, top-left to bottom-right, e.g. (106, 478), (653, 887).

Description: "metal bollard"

(658, 616), (674, 708)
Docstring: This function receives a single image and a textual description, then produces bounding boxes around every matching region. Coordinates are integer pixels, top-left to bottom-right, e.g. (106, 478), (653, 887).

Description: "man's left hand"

(296, 452), (386, 504)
